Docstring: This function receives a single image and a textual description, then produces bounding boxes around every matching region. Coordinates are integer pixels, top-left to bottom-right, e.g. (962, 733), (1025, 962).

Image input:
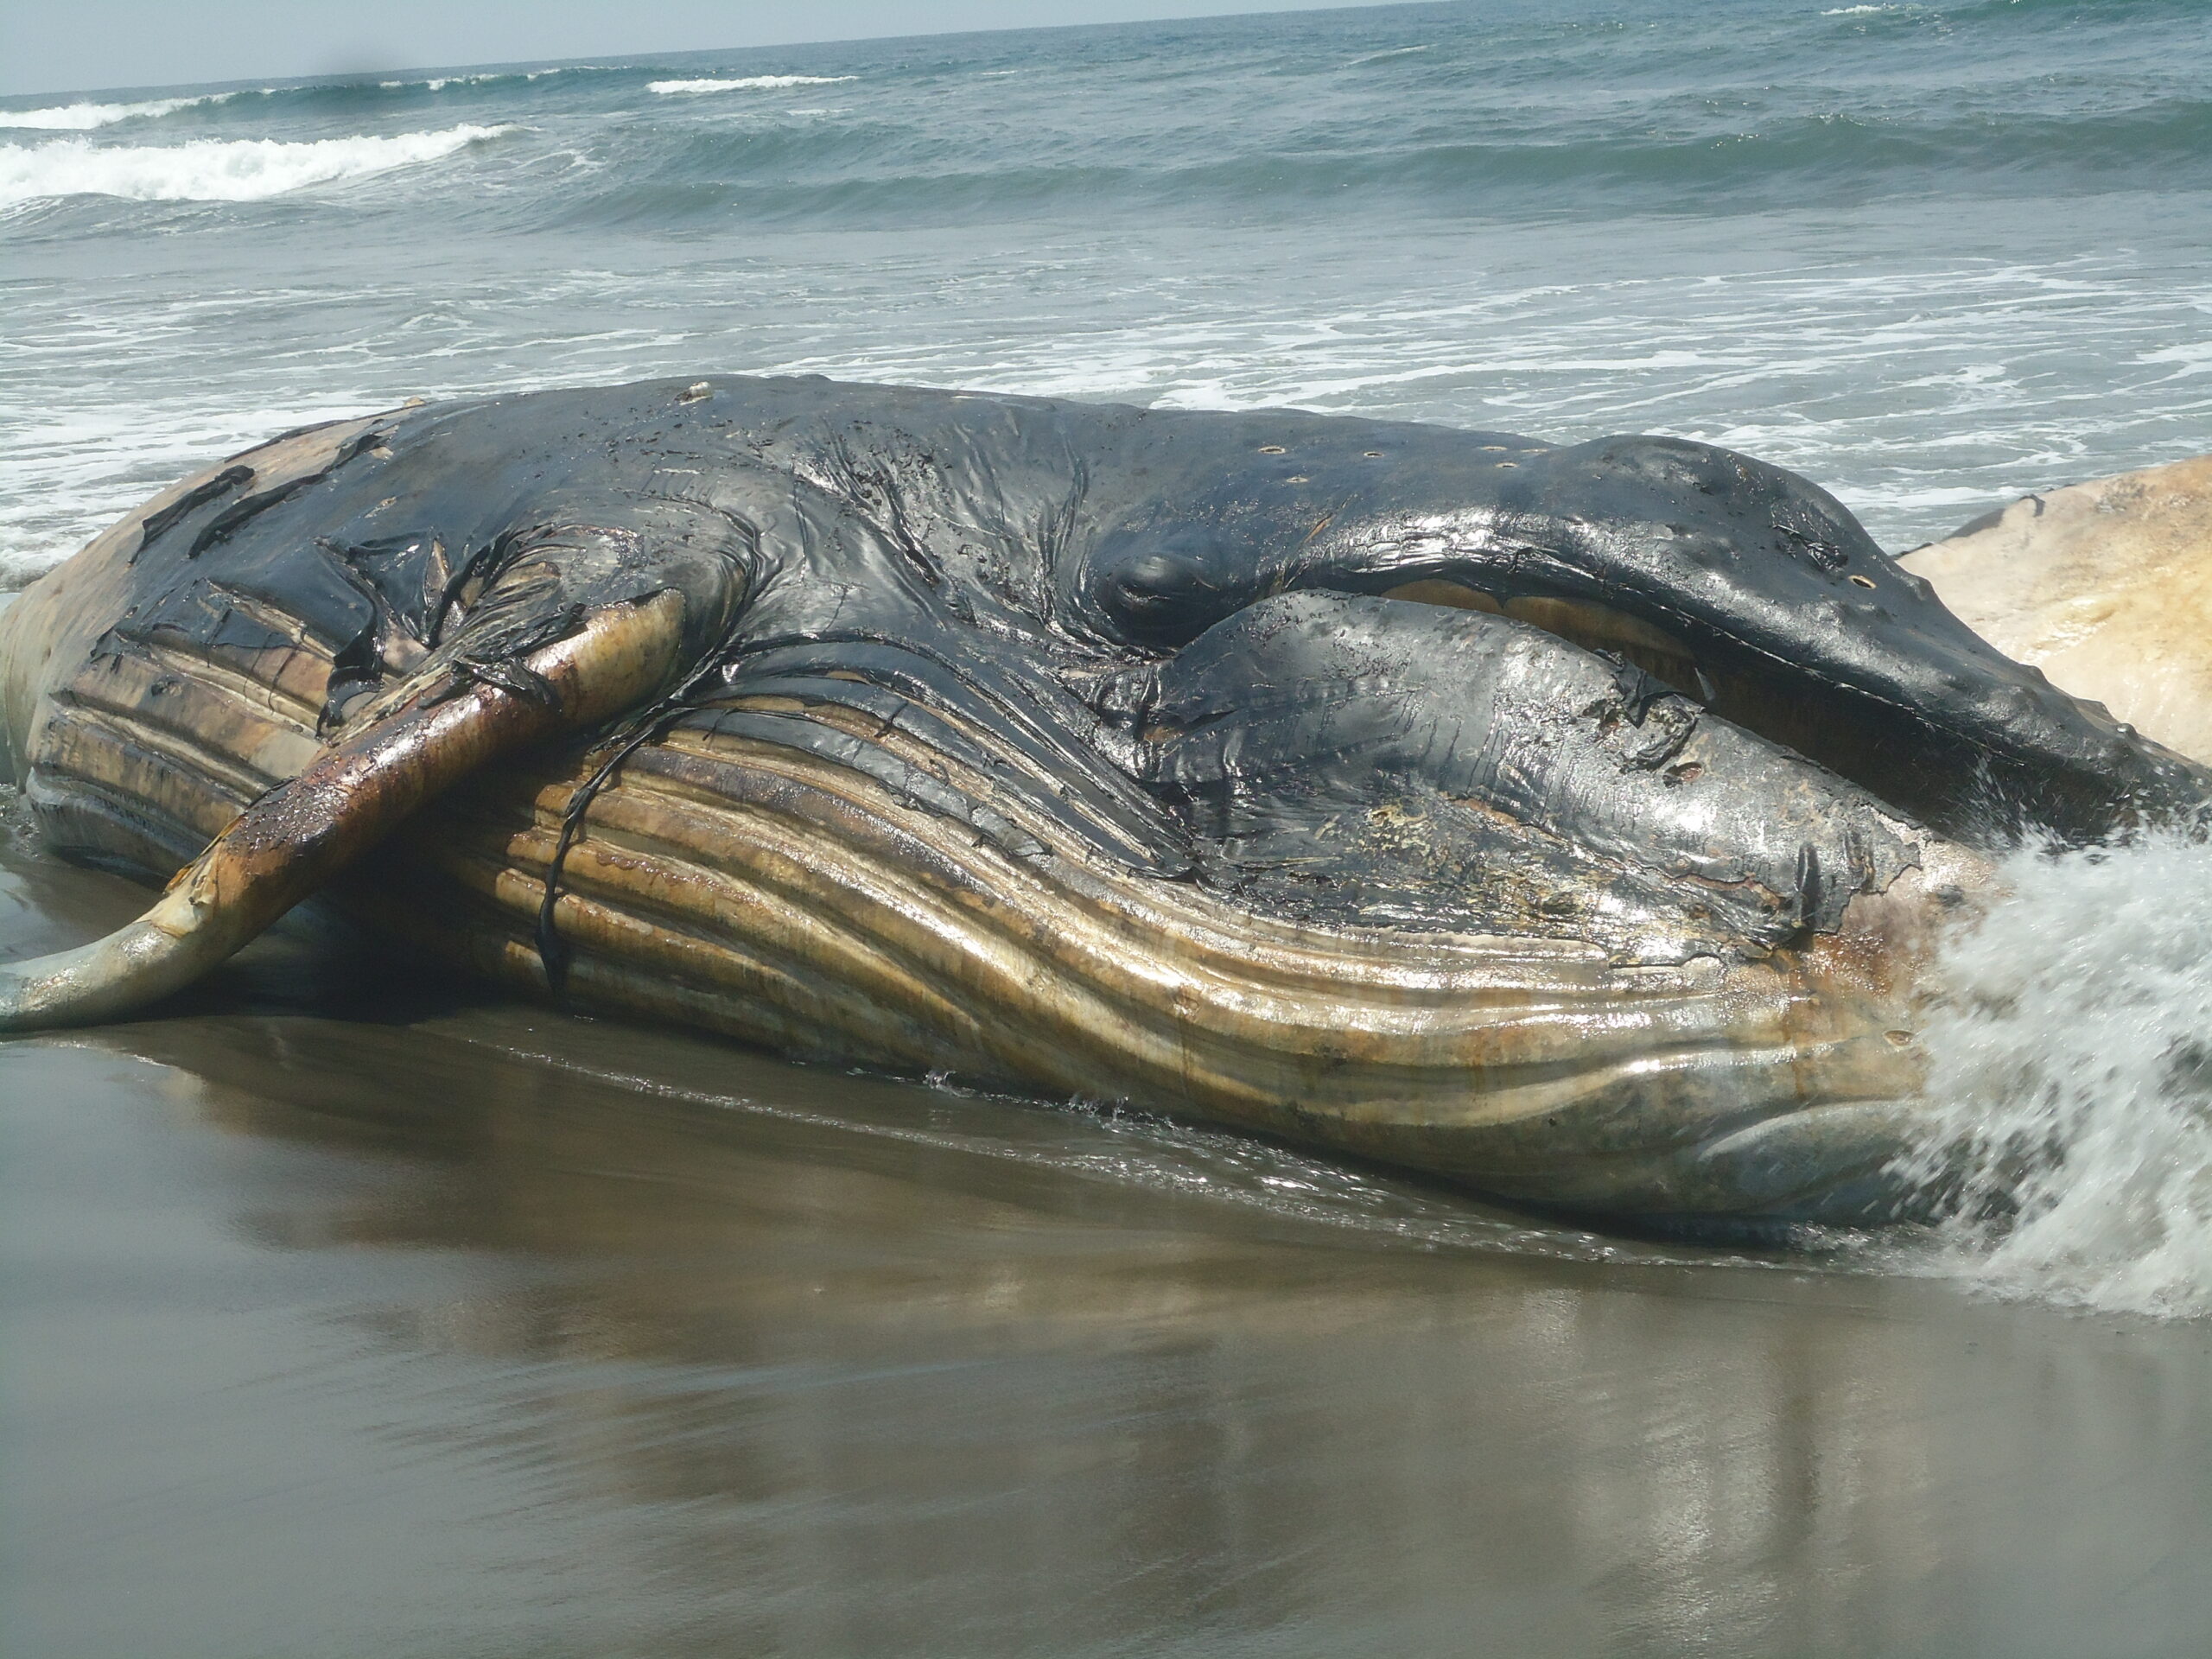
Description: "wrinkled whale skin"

(3, 378), (2201, 1226)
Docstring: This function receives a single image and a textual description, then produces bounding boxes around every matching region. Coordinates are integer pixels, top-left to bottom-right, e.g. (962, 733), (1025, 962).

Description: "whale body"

(3, 378), (2203, 1226)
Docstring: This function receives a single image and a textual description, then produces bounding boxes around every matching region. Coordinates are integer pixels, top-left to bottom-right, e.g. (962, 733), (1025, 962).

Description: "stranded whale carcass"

(2, 378), (2204, 1225)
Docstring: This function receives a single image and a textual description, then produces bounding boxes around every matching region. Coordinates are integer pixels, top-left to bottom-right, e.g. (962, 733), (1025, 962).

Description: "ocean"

(4, 0), (2209, 594)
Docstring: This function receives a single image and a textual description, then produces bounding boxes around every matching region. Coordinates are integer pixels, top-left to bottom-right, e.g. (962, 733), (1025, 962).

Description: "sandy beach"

(7, 828), (2210, 1657)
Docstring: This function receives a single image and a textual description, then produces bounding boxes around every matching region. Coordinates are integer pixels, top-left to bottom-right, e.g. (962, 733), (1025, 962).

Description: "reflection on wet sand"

(4, 836), (2211, 1658)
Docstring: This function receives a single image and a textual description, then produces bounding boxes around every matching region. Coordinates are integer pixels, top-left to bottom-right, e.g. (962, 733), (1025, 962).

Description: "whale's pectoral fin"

(0, 512), (751, 1032)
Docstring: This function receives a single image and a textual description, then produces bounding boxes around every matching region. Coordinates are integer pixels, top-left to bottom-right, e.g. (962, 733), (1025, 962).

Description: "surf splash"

(0, 124), (509, 207)
(1900, 831), (2212, 1319)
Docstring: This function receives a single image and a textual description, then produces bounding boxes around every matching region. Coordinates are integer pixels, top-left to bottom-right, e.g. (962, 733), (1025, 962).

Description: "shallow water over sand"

(6, 836), (2211, 1657)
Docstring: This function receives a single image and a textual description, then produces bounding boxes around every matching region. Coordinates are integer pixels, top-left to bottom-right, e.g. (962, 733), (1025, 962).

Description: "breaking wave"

(534, 99), (2212, 230)
(649, 75), (857, 95)
(0, 93), (233, 130)
(380, 67), (578, 92)
(0, 124), (509, 207)
(1899, 833), (2212, 1319)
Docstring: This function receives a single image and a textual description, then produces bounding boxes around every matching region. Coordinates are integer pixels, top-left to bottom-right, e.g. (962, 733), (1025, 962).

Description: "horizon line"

(2, 0), (1433, 102)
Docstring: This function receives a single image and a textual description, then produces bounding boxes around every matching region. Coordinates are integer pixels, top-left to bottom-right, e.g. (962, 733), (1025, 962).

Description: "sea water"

(3, 0), (2209, 1316)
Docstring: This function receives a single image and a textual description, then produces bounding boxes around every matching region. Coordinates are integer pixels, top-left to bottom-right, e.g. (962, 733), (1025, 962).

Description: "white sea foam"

(648, 75), (856, 95)
(0, 93), (232, 130)
(1822, 5), (1897, 14)
(431, 71), (550, 91)
(378, 67), (576, 92)
(1898, 834), (2212, 1319)
(0, 124), (508, 207)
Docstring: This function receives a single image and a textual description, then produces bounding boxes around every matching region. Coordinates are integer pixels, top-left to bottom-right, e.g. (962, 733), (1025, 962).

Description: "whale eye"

(1257, 445), (1286, 455)
(1097, 543), (1230, 645)
(1849, 574), (1877, 589)
(1363, 451), (1384, 459)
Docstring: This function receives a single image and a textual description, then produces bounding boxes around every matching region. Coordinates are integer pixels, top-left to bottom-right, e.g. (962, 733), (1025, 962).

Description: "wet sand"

(3, 833), (2210, 1658)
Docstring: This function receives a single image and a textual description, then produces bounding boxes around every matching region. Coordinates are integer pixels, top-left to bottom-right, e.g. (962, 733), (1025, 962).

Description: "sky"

(1, 1), (1412, 98)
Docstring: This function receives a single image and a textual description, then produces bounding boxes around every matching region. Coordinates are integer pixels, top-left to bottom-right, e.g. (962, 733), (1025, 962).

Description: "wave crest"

(0, 93), (233, 130)
(649, 75), (857, 95)
(0, 124), (509, 207)
(379, 67), (578, 92)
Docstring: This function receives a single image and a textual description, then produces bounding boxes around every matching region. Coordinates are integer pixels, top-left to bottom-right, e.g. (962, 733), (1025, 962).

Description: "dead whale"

(3, 378), (2202, 1225)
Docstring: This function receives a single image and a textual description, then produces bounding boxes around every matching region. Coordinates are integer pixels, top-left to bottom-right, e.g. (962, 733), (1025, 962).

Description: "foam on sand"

(0, 124), (510, 207)
(648, 76), (856, 95)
